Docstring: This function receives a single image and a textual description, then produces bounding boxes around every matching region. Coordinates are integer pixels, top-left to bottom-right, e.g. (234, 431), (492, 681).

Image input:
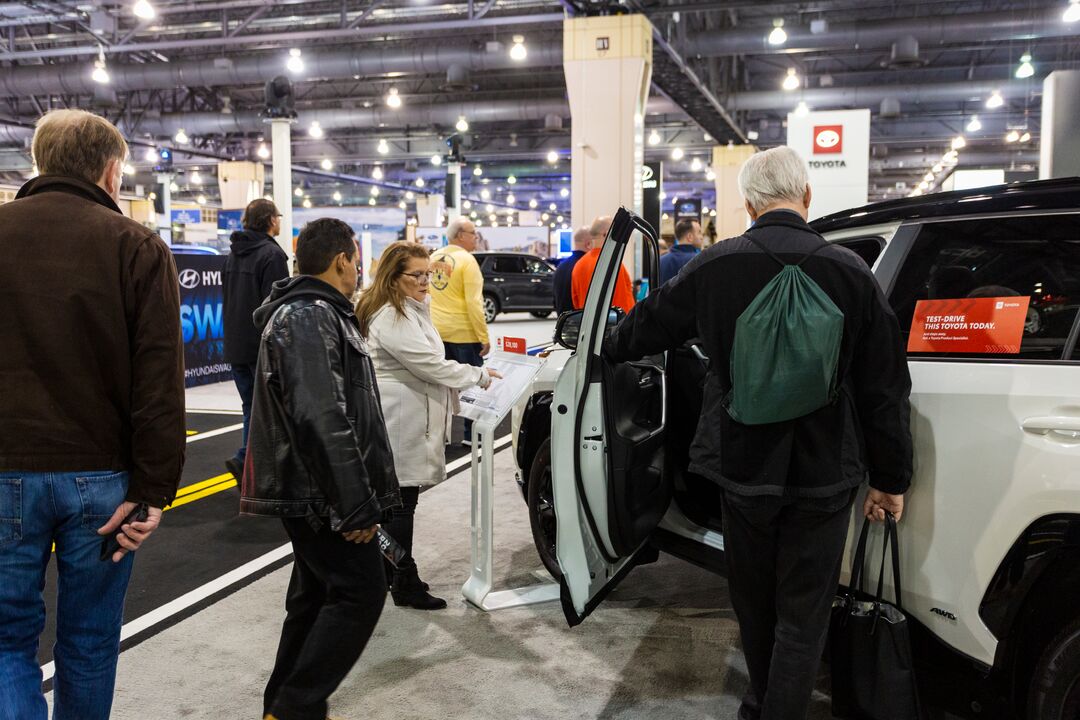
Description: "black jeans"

(721, 489), (856, 720)
(443, 342), (483, 441)
(383, 485), (420, 577)
(231, 362), (256, 462)
(264, 517), (387, 720)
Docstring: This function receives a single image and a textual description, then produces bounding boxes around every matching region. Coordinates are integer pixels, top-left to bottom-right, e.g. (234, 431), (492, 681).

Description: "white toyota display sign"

(786, 108), (870, 220)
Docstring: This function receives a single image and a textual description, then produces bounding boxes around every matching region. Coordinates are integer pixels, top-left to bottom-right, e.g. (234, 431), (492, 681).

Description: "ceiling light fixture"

(170, 181), (179, 192)
(174, 128), (189, 144)
(190, 170), (202, 185)
(455, 116), (469, 132)
(196, 194), (207, 205)
(368, 198), (376, 206)
(966, 116), (982, 132)
(370, 186), (380, 197)
(782, 68), (800, 91)
(377, 138), (389, 155)
(559, 187), (569, 198)
(332, 191), (342, 202)
(473, 165), (482, 176)
(705, 169), (716, 181)
(320, 157), (333, 171)
(1005, 130), (1021, 143)
(399, 201), (407, 210)
(295, 186), (304, 197)
(1020, 131), (1031, 143)
(1015, 53), (1035, 79)
(507, 175), (517, 185)
(372, 166), (384, 180)
(768, 18), (787, 46)
(431, 154), (442, 166)
(1065, 0), (1080, 23)
(529, 198), (538, 209)
(647, 129), (661, 146)
(257, 143), (270, 160)
(986, 91), (1004, 109)
(308, 121), (324, 139)
(123, 164), (135, 176)
(386, 87), (402, 109)
(286, 48), (304, 74)
(133, 0), (155, 20)
(506, 193), (516, 204)
(671, 147), (684, 161)
(541, 213), (549, 221)
(415, 177), (425, 188)
(794, 101), (810, 117)
(91, 48), (110, 84)
(549, 202), (557, 211)
(480, 189), (491, 200)
(690, 157), (703, 172)
(405, 190), (415, 200)
(144, 147), (159, 163)
(951, 135), (967, 150)
(510, 35), (527, 61)
(463, 200), (472, 209)
(547, 150), (559, 164)
(747, 129), (760, 141)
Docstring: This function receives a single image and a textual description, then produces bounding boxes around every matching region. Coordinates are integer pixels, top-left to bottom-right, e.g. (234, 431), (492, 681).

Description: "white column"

(269, 118), (295, 269)
(1040, 70), (1080, 179)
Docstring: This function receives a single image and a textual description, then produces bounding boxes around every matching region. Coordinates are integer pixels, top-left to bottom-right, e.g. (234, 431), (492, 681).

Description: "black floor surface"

(37, 412), (510, 668)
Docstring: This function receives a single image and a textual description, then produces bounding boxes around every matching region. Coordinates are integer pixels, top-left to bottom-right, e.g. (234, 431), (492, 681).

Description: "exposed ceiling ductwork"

(727, 79), (1032, 113)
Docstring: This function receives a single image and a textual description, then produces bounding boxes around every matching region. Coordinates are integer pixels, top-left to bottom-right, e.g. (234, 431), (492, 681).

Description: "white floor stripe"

(185, 408), (244, 416)
(39, 437), (514, 680)
(186, 423), (244, 443)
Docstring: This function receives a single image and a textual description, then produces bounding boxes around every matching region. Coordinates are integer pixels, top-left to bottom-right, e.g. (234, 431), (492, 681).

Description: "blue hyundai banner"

(172, 208), (202, 225)
(218, 209), (243, 232)
(174, 253), (231, 387)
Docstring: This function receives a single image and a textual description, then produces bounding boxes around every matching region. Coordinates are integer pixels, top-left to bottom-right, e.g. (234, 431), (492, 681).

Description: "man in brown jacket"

(0, 110), (185, 720)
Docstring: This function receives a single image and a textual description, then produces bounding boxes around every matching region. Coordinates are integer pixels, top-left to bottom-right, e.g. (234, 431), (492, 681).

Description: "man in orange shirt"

(571, 215), (636, 313)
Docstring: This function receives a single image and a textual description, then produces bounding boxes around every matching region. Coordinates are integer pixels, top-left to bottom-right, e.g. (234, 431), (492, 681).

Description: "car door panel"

(552, 207), (669, 626)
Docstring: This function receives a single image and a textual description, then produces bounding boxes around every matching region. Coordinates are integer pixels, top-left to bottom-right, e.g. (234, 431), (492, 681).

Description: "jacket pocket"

(0, 477), (22, 548)
(345, 335), (374, 390)
(77, 471), (129, 532)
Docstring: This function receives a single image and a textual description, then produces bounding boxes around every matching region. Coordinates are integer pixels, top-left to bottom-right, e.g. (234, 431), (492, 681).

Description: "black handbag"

(829, 513), (924, 720)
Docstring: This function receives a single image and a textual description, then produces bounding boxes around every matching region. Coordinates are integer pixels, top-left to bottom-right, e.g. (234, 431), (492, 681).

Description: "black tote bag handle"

(848, 512), (902, 607)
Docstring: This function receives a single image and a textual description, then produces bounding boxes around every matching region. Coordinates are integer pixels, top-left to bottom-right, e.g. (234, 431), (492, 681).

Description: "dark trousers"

(231, 362), (256, 462)
(383, 486), (420, 579)
(264, 517), (387, 720)
(443, 342), (483, 441)
(721, 489), (856, 720)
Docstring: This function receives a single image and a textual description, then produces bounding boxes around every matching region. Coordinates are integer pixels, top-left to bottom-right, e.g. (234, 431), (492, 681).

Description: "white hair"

(737, 146), (810, 212)
(446, 216), (472, 242)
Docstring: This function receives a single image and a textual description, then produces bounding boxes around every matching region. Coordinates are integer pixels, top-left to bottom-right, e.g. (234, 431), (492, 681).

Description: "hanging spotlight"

(768, 18), (787, 46)
(295, 186), (304, 197)
(320, 157), (333, 170)
(460, 199), (471, 210)
(951, 135), (966, 150)
(559, 187), (569, 198)
(556, 215), (564, 223)
(144, 147), (159, 163)
(506, 193), (516, 204)
(372, 166), (384, 180)
(541, 213), (550, 221)
(529, 198), (538, 209)
(455, 116), (469, 132)
(196, 194), (207, 205)
(405, 190), (415, 200)
(480, 189), (491, 200)
(170, 181), (179, 192)
(133, 0), (156, 19)
(377, 138), (389, 155)
(174, 128), (189, 144)
(485, 204), (494, 213)
(1065, 0), (1080, 23)
(1015, 53), (1035, 79)
(332, 191), (342, 202)
(415, 177), (426, 188)
(257, 143), (270, 160)
(507, 175), (517, 185)
(547, 150), (559, 164)
(782, 68), (800, 91)
(488, 214), (497, 222)
(1020, 131), (1031, 143)
(308, 121), (324, 139)
(190, 170), (203, 185)
(549, 202), (557, 211)
(671, 147), (684, 161)
(794, 101), (810, 117)
(371, 186), (380, 197)
(431, 154), (442, 166)
(986, 91), (1004, 109)
(286, 48), (304, 74)
(368, 197), (377, 206)
(91, 48), (110, 84)
(690, 158), (703, 172)
(1005, 130), (1021, 143)
(647, 129), (661, 146)
(705, 169), (717, 182)
(386, 87), (402, 109)
(123, 164), (136, 176)
(510, 35), (527, 61)
(966, 116), (982, 132)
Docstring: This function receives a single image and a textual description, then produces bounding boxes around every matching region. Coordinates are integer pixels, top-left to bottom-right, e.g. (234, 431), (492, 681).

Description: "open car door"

(551, 207), (672, 627)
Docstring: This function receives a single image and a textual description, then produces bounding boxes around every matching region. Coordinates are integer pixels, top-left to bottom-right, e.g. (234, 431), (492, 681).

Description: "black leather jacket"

(240, 276), (400, 531)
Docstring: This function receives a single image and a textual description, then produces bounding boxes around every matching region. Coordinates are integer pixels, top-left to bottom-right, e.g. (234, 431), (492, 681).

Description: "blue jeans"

(0, 471), (135, 720)
(232, 362), (257, 462)
(443, 342), (483, 441)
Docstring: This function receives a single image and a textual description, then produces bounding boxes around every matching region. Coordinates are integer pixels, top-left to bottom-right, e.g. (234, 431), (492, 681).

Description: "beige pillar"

(712, 144), (757, 242)
(564, 14), (652, 278)
(217, 160), (265, 210)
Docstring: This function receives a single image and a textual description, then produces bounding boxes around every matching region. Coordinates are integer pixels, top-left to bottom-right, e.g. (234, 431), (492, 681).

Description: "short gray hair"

(447, 216), (472, 242)
(737, 146), (810, 212)
(33, 109), (128, 186)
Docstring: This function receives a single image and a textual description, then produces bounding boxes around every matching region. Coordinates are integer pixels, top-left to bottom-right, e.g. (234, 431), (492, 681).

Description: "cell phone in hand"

(99, 503), (149, 561)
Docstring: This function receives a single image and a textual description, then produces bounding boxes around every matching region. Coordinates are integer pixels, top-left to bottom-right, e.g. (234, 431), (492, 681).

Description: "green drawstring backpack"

(724, 233), (844, 425)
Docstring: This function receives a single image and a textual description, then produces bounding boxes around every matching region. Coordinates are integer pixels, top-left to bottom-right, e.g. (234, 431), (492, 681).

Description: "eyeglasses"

(401, 271), (433, 283)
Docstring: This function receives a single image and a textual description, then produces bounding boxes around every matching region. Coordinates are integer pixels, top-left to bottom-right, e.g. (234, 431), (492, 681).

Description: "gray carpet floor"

(55, 448), (839, 720)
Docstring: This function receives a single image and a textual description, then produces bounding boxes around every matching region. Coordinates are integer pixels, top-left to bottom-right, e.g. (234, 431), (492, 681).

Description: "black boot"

(391, 567), (446, 610)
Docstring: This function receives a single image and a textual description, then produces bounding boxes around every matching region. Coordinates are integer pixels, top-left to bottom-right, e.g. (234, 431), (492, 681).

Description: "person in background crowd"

(571, 215), (636, 314)
(429, 217), (490, 446)
(241, 218), (400, 720)
(221, 198), (288, 481)
(0, 109), (185, 720)
(603, 146), (911, 720)
(553, 226), (591, 315)
(659, 218), (704, 286)
(357, 242), (502, 610)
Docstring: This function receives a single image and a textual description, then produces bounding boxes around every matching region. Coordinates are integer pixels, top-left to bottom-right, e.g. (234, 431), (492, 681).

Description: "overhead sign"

(673, 197), (702, 224)
(642, 161), (662, 237)
(171, 208), (202, 225)
(217, 209), (243, 232)
(908, 297), (1030, 354)
(787, 109), (870, 220)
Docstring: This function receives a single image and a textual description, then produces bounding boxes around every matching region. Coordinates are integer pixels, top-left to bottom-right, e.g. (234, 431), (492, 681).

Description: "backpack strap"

(796, 242), (832, 267)
(744, 230), (832, 269)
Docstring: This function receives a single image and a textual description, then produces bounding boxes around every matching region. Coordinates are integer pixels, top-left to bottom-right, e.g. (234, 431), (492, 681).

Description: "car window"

(523, 258), (553, 274)
(834, 237), (883, 269)
(490, 256), (526, 274)
(888, 214), (1080, 361)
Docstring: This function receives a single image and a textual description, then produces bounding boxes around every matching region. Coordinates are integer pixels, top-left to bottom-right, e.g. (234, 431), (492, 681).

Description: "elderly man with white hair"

(429, 215), (490, 444)
(604, 146), (912, 720)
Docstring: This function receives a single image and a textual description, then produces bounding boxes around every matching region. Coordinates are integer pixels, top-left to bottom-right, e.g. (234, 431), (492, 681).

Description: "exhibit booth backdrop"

(175, 253), (230, 387)
(414, 226), (551, 257)
(786, 109), (870, 220)
(292, 206), (406, 262)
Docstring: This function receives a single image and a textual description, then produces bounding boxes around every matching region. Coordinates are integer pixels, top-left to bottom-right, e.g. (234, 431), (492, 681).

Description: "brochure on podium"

(457, 350), (543, 425)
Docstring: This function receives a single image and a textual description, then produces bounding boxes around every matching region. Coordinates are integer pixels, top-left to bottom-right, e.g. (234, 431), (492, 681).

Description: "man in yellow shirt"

(430, 216), (490, 444)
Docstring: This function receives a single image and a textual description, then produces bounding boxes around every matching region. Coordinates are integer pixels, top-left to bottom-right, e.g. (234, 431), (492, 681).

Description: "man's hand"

(342, 525), (378, 544)
(864, 489), (905, 523)
(97, 501), (163, 563)
(480, 343), (491, 357)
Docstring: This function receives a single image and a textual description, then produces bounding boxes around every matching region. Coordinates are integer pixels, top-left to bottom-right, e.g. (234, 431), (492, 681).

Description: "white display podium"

(458, 351), (561, 611)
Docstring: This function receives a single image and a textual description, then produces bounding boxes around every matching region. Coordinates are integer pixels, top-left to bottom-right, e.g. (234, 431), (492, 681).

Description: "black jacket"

(222, 229), (289, 364)
(0, 176), (185, 507)
(553, 250), (585, 315)
(605, 210), (913, 498)
(240, 276), (400, 531)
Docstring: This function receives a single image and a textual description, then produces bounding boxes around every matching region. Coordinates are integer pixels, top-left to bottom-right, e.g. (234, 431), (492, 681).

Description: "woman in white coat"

(356, 241), (500, 610)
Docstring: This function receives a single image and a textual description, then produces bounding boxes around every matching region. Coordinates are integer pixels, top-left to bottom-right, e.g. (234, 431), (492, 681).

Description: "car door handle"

(1022, 416), (1080, 440)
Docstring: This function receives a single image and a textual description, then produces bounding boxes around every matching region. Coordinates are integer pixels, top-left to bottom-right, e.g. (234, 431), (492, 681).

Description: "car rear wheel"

(530, 311), (552, 319)
(1028, 617), (1080, 719)
(483, 294), (499, 323)
(527, 438), (561, 580)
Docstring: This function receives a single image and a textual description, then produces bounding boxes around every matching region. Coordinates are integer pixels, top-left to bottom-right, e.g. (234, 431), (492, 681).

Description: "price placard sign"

(908, 297), (1030, 354)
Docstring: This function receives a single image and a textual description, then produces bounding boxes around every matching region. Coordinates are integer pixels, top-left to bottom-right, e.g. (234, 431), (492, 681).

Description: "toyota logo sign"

(178, 269), (201, 289)
(813, 125), (843, 154)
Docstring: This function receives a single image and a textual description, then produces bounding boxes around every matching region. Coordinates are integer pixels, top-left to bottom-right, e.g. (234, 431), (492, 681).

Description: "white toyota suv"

(510, 179), (1080, 720)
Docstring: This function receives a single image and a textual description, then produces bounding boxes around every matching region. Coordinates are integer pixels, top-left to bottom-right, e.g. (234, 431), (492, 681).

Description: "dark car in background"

(475, 252), (556, 323)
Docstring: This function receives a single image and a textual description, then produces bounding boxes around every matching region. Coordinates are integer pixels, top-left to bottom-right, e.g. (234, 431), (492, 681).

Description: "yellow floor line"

(167, 479), (237, 510)
(175, 472), (234, 498)
(185, 430), (198, 436)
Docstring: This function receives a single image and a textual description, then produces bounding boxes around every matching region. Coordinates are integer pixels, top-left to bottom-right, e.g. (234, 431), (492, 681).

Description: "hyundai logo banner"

(174, 253), (231, 387)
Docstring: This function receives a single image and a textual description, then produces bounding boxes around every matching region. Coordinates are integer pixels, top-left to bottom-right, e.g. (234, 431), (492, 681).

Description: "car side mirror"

(553, 308), (623, 350)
